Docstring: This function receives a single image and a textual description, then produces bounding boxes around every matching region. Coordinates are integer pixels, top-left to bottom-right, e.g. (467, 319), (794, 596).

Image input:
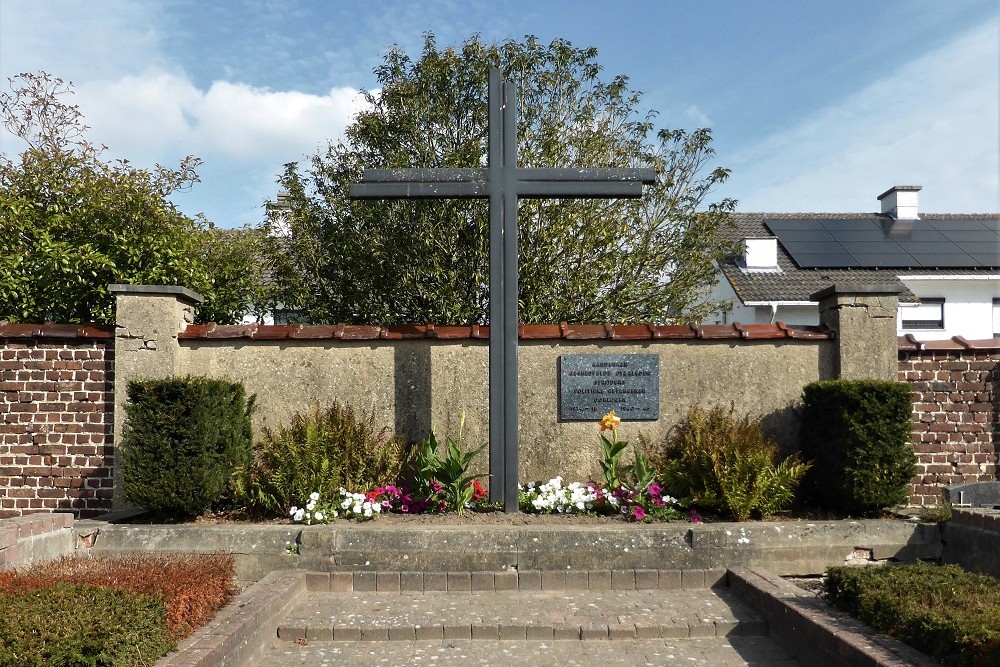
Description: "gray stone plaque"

(559, 354), (659, 421)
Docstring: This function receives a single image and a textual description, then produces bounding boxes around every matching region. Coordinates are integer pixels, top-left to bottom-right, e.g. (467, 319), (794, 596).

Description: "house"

(710, 186), (1000, 341)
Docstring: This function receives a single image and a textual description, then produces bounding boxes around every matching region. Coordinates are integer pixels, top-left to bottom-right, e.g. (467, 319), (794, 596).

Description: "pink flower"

(689, 509), (702, 524)
(647, 483), (661, 497)
(631, 506), (646, 521)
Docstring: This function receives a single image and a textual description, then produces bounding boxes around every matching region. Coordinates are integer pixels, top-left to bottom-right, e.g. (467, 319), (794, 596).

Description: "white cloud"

(728, 21), (1000, 213)
(74, 73), (365, 163)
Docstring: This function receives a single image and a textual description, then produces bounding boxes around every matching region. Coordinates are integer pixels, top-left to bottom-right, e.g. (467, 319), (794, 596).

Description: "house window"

(993, 298), (1000, 336)
(901, 298), (944, 330)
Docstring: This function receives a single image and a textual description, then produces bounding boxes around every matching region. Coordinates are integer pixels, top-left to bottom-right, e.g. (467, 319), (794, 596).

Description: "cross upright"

(350, 69), (655, 512)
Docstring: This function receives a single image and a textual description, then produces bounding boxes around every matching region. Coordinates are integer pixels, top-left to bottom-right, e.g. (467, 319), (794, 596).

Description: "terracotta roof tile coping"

(178, 321), (834, 342)
(0, 322), (113, 340)
(898, 335), (1000, 351)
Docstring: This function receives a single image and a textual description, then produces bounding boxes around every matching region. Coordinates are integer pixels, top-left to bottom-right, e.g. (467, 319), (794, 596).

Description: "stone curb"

(156, 569), (306, 667)
(305, 568), (728, 592)
(728, 569), (939, 667)
(276, 617), (765, 643)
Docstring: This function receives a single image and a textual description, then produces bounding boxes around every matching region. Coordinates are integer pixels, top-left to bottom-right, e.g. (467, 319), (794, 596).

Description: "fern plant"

(650, 404), (810, 521)
(233, 402), (414, 517)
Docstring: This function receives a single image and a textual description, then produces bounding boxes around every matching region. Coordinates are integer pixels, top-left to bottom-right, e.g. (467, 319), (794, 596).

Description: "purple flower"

(689, 509), (702, 524)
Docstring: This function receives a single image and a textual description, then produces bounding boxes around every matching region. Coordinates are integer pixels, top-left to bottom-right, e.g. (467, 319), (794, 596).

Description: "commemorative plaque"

(558, 354), (659, 421)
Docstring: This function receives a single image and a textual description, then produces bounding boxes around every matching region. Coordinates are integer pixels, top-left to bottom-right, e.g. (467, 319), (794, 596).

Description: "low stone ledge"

(157, 569), (306, 667)
(0, 512), (75, 571)
(729, 569), (938, 667)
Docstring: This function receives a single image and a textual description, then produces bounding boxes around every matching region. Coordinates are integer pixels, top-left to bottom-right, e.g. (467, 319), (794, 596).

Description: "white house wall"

(897, 277), (1000, 340)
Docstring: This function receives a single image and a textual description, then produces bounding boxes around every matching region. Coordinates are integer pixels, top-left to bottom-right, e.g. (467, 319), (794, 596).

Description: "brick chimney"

(877, 185), (921, 219)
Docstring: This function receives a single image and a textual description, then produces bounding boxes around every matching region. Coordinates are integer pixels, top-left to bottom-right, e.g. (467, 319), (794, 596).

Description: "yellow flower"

(598, 410), (621, 432)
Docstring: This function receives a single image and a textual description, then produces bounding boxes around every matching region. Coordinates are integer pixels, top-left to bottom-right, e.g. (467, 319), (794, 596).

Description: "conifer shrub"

(648, 404), (810, 521)
(234, 402), (416, 517)
(800, 380), (916, 516)
(0, 583), (174, 666)
(121, 377), (255, 519)
(825, 562), (1000, 666)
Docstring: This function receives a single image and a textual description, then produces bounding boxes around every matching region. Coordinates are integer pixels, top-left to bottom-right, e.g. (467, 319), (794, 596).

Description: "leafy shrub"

(0, 583), (175, 666)
(649, 404), (810, 521)
(121, 377), (255, 519)
(0, 553), (237, 640)
(825, 562), (1000, 666)
(415, 417), (486, 514)
(800, 380), (916, 516)
(235, 402), (416, 517)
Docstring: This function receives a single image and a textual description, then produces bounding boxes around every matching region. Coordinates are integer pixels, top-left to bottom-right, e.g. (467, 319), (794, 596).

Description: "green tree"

(264, 34), (736, 325)
(0, 72), (262, 325)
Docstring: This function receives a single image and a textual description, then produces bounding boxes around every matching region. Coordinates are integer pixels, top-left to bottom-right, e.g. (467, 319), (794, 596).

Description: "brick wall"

(0, 324), (114, 518)
(898, 337), (999, 506)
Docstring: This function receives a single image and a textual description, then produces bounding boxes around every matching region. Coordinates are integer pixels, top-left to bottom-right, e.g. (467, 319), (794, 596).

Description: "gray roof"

(720, 213), (999, 304)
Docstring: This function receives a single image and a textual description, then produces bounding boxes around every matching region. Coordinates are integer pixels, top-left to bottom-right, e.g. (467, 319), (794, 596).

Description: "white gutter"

(742, 300), (815, 306)
(899, 274), (1000, 281)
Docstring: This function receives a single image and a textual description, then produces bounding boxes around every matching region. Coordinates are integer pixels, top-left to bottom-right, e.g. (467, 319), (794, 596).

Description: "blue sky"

(1, 0), (998, 228)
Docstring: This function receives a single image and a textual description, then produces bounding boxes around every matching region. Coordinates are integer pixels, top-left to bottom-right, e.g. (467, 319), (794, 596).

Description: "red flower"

(471, 479), (487, 500)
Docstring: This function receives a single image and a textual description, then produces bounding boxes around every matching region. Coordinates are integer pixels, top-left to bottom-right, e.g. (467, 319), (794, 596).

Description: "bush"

(825, 562), (1000, 666)
(121, 377), (255, 519)
(800, 380), (916, 516)
(648, 404), (810, 521)
(0, 583), (175, 666)
(235, 402), (416, 517)
(0, 553), (237, 641)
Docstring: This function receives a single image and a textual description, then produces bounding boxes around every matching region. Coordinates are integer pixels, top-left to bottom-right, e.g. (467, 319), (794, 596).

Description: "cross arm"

(349, 168), (489, 200)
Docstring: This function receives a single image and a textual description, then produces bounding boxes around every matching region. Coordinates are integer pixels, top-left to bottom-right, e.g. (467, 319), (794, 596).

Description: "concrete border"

(156, 569), (306, 667)
(76, 518), (944, 582)
(729, 569), (938, 667)
(0, 513), (75, 571)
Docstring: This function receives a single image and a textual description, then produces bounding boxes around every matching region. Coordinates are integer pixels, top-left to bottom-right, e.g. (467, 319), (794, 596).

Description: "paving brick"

(658, 569), (681, 589)
(376, 571), (400, 592)
(360, 627), (389, 641)
(552, 625), (581, 640)
(414, 625), (443, 640)
(387, 626), (415, 641)
(305, 626), (332, 641)
(609, 622), (636, 639)
(541, 570), (565, 590)
(499, 624), (527, 639)
(494, 570), (518, 591)
(634, 569), (658, 589)
(471, 571), (494, 591)
(525, 625), (553, 640)
(681, 568), (706, 589)
(353, 572), (376, 592)
(305, 572), (329, 591)
(330, 572), (353, 592)
(689, 620), (717, 637)
(612, 569), (635, 590)
(400, 572), (423, 592)
(517, 570), (541, 590)
(565, 570), (588, 590)
(471, 624), (498, 639)
(589, 570), (612, 590)
(581, 623), (609, 640)
(447, 571), (471, 591)
(333, 626), (361, 641)
(443, 624), (472, 639)
(423, 572), (447, 591)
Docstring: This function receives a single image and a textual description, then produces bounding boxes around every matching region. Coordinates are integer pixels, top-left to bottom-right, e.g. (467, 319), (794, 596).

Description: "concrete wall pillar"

(108, 284), (203, 509)
(812, 283), (902, 381)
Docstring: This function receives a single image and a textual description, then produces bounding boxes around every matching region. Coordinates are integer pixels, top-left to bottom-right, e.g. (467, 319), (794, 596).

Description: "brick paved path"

(255, 585), (802, 666)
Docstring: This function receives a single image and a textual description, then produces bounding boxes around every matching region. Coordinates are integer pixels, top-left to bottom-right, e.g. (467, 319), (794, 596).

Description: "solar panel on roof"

(763, 218), (999, 269)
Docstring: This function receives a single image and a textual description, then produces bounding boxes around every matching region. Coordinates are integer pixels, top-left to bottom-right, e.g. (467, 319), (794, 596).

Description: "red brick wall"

(0, 326), (114, 518)
(898, 342), (999, 507)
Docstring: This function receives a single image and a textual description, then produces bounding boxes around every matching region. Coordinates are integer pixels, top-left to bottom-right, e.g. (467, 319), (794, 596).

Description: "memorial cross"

(350, 69), (655, 511)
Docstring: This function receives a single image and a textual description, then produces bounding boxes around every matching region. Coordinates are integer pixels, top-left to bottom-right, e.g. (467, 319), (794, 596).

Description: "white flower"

(310, 492), (320, 501)
(314, 511), (324, 521)
(293, 508), (305, 522)
(289, 506), (298, 517)
(306, 501), (316, 511)
(363, 507), (372, 517)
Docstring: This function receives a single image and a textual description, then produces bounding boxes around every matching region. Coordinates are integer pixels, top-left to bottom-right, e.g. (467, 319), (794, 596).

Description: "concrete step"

(276, 575), (768, 643)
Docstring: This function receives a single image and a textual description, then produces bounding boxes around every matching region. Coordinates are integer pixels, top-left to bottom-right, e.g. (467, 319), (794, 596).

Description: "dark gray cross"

(350, 69), (655, 511)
